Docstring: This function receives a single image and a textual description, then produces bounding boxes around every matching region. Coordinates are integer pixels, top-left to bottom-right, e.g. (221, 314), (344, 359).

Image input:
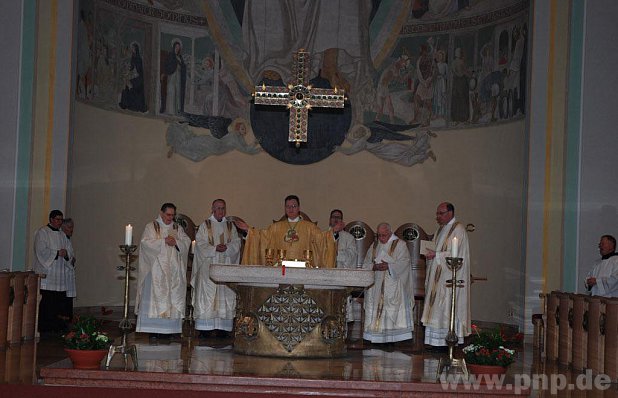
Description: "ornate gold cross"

(253, 49), (345, 148)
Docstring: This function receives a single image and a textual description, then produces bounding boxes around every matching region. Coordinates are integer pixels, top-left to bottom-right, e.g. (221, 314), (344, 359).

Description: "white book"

(420, 240), (436, 256)
(282, 260), (306, 268)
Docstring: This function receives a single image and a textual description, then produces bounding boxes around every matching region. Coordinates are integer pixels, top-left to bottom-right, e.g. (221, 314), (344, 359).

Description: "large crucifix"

(253, 49), (346, 148)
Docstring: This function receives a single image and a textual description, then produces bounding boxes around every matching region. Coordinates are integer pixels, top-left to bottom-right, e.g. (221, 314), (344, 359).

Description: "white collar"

(287, 217), (300, 222)
(156, 216), (173, 229)
(442, 217), (457, 229)
(209, 214), (226, 223)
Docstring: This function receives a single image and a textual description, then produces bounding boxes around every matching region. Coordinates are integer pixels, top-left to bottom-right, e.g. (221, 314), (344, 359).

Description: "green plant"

(63, 315), (111, 350)
(462, 325), (516, 367)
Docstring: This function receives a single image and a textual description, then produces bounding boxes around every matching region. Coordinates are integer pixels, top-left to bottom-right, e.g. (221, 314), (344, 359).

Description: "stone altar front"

(209, 265), (374, 358)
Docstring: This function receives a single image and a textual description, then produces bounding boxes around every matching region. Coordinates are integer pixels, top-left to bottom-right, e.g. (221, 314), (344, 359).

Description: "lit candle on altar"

(191, 240), (196, 254)
(125, 224), (133, 246)
(451, 237), (458, 258)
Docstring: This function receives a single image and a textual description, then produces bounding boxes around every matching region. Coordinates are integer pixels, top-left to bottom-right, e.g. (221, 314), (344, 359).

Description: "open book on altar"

(282, 260), (306, 268)
(420, 240), (435, 256)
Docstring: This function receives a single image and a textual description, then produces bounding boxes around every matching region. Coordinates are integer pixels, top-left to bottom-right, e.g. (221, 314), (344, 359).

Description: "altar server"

(33, 210), (75, 334)
(585, 235), (618, 297)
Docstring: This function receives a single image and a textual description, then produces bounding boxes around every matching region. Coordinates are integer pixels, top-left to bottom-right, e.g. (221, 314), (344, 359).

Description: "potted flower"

(63, 315), (112, 369)
(462, 325), (516, 376)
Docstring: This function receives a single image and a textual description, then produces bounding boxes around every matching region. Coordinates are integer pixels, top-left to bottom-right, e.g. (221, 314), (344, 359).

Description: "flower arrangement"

(462, 325), (516, 367)
(63, 315), (111, 350)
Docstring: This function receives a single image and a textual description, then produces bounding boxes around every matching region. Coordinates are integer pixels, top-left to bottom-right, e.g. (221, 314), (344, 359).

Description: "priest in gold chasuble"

(235, 195), (339, 268)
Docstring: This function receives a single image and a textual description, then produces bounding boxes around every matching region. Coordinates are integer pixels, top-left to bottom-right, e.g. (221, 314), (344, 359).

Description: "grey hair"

(376, 222), (391, 233)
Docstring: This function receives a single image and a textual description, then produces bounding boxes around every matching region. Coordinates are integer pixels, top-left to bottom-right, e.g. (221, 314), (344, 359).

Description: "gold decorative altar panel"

(209, 265), (374, 358)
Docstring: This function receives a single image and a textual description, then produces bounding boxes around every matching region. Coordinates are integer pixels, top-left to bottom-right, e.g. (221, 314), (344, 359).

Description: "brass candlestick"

(437, 256), (468, 379)
(276, 249), (286, 266)
(183, 250), (195, 338)
(303, 249), (314, 268)
(105, 244), (138, 370)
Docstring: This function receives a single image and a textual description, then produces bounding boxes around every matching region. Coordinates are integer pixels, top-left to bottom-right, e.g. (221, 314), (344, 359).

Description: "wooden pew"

(0, 272), (11, 349)
(585, 296), (604, 375)
(570, 293), (587, 371)
(545, 291), (560, 361)
(603, 298), (618, 381)
(6, 272), (26, 346)
(557, 292), (573, 367)
(22, 272), (40, 341)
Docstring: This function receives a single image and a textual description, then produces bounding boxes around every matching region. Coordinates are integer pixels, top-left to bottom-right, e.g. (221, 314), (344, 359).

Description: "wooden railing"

(541, 291), (617, 381)
(0, 271), (40, 349)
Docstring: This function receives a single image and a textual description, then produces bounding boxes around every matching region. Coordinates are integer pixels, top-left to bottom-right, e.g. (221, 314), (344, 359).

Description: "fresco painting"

(75, 0), (529, 165)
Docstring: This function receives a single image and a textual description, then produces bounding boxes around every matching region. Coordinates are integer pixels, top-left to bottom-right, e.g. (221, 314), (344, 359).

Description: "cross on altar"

(253, 49), (346, 148)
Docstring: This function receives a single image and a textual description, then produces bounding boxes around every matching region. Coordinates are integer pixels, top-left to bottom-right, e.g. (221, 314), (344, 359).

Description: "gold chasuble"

(241, 220), (336, 268)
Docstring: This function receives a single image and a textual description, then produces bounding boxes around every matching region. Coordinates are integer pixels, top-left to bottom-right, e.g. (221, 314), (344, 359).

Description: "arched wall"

(69, 102), (526, 325)
(62, 0), (531, 325)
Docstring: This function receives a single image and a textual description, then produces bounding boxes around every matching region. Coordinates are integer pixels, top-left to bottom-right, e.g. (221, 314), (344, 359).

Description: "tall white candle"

(125, 224), (133, 246)
(191, 240), (196, 254)
(451, 237), (458, 258)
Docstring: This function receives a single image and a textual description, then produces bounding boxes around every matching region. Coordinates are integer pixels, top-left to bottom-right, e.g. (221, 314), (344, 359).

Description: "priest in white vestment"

(422, 202), (471, 346)
(192, 199), (241, 336)
(136, 203), (190, 339)
(362, 222), (414, 343)
(33, 210), (75, 333)
(330, 209), (358, 269)
(329, 209), (358, 324)
(585, 235), (618, 297)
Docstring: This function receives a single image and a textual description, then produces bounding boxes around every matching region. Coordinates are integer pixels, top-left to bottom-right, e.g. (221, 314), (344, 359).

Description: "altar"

(209, 264), (374, 358)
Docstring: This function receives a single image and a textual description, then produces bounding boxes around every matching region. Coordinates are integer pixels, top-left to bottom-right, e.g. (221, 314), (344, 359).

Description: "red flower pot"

(65, 348), (107, 370)
(468, 363), (508, 375)
(467, 364), (508, 385)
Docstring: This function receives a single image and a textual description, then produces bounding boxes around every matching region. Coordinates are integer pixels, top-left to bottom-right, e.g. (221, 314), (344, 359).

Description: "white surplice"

(421, 217), (471, 346)
(586, 255), (618, 297)
(136, 217), (190, 334)
(362, 235), (414, 343)
(335, 230), (358, 269)
(192, 215), (241, 331)
(334, 230), (359, 323)
(33, 225), (74, 292)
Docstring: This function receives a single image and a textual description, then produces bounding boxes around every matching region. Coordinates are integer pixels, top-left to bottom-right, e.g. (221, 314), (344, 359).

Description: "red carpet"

(1, 384), (347, 398)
